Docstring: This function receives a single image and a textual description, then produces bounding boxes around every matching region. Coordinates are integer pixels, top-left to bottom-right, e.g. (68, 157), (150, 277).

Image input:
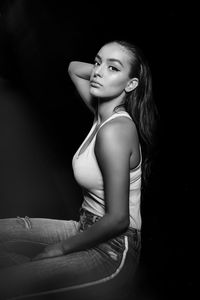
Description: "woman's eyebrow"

(95, 54), (102, 61)
(107, 58), (124, 67)
(95, 54), (124, 67)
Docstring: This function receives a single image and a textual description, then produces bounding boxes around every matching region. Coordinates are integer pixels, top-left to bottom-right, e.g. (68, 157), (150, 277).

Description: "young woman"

(0, 40), (157, 299)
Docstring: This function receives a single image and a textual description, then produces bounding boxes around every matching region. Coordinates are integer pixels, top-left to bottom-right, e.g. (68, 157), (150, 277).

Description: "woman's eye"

(94, 61), (100, 66)
(108, 66), (119, 71)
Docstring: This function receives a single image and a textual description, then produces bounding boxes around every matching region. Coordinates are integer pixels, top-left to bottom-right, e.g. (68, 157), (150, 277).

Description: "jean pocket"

(97, 236), (125, 262)
(129, 230), (141, 253)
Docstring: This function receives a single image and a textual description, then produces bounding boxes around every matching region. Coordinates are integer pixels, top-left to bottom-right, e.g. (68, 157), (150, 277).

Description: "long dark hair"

(110, 40), (158, 186)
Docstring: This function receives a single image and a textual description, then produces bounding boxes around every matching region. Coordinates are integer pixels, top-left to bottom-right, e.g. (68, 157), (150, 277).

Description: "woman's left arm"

(33, 120), (135, 260)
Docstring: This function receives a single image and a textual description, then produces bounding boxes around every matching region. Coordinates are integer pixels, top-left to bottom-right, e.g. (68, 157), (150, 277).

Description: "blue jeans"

(0, 208), (141, 300)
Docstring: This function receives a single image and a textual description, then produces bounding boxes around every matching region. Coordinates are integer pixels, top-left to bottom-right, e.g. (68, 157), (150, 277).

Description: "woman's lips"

(90, 80), (102, 87)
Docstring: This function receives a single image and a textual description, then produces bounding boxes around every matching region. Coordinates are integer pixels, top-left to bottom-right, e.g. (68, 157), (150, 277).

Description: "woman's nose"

(94, 65), (103, 77)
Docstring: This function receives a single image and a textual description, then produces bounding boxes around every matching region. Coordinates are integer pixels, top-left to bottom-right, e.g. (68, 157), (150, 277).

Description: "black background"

(0, 1), (195, 299)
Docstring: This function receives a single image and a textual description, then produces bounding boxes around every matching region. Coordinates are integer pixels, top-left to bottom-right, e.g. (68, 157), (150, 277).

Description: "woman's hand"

(32, 242), (64, 261)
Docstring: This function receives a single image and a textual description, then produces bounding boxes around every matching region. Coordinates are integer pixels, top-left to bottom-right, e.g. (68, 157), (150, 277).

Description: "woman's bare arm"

(34, 120), (135, 259)
(60, 120), (133, 254)
(68, 61), (96, 114)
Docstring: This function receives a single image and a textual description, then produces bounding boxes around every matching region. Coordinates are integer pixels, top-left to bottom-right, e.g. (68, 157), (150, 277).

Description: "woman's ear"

(125, 78), (138, 92)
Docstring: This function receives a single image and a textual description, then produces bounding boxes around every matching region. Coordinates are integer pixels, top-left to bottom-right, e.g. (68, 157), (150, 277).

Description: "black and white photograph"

(0, 1), (194, 299)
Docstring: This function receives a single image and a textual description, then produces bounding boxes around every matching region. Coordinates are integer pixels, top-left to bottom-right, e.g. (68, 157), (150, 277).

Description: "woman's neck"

(97, 96), (125, 124)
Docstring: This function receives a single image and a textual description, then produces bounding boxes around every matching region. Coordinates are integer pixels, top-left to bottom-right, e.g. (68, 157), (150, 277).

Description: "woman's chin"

(90, 88), (101, 97)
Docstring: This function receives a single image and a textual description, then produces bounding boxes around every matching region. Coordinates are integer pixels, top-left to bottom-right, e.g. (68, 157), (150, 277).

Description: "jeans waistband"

(79, 207), (141, 240)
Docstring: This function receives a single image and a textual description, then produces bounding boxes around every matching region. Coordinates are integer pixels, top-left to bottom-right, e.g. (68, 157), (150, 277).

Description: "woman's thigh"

(0, 217), (80, 268)
(0, 217), (80, 244)
(0, 236), (136, 300)
(0, 247), (114, 299)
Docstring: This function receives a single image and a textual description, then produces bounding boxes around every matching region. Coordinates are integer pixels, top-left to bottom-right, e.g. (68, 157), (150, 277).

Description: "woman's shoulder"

(96, 115), (139, 150)
(100, 115), (137, 137)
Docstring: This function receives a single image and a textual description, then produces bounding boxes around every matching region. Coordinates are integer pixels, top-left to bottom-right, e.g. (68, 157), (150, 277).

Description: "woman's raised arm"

(68, 61), (95, 114)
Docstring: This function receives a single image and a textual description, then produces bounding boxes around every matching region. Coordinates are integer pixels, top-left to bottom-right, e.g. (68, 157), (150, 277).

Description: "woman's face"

(89, 42), (132, 100)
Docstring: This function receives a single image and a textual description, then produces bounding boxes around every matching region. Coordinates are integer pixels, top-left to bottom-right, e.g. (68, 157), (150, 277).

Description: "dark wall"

(0, 1), (195, 299)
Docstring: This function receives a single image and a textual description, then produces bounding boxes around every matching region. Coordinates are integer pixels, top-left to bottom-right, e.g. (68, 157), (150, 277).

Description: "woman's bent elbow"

(114, 216), (129, 233)
(68, 62), (73, 75)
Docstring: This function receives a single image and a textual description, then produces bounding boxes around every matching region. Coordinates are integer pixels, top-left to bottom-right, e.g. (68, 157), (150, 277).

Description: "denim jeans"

(0, 208), (141, 300)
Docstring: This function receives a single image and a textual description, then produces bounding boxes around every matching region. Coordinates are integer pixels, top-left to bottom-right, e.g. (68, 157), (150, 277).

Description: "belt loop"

(92, 215), (97, 223)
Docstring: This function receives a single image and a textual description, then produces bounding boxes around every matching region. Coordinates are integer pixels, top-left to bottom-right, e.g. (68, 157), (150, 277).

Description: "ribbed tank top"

(72, 111), (142, 229)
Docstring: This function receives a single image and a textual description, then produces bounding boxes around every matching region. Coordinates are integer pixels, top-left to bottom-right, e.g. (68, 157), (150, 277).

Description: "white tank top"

(72, 111), (142, 229)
